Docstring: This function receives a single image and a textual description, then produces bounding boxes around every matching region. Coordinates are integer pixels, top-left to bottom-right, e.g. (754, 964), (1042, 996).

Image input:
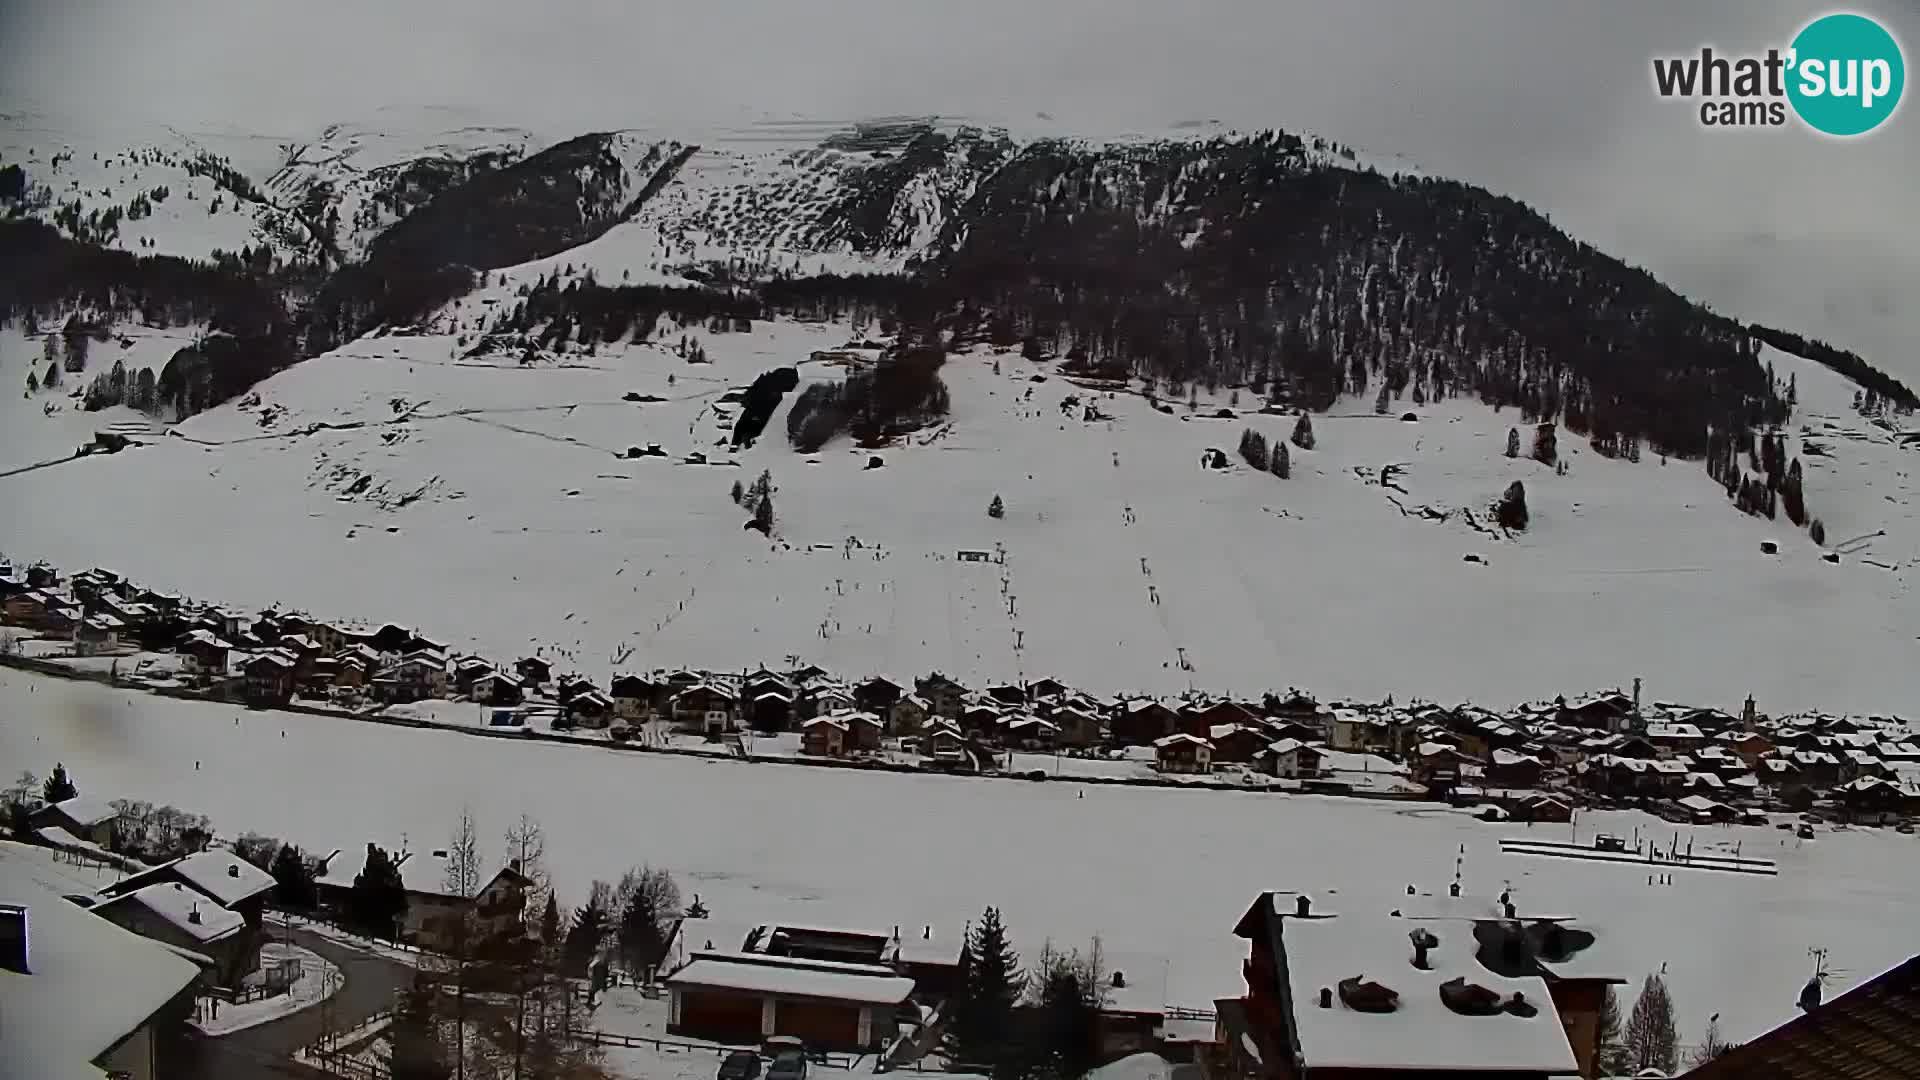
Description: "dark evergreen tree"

(42, 762), (77, 803)
(269, 843), (318, 911)
(1809, 518), (1827, 546)
(1496, 481), (1529, 531)
(1532, 423), (1558, 467)
(1290, 413), (1315, 451)
(25, 372), (36, 394)
(1506, 427), (1520, 459)
(539, 891), (562, 947)
(752, 491), (775, 533)
(943, 907), (1023, 1070)
(618, 886), (669, 978)
(1271, 442), (1289, 479)
(1782, 458), (1806, 525)
(1622, 974), (1679, 1076)
(1373, 383), (1390, 415)
(988, 494), (1005, 519)
(729, 479), (744, 505)
(562, 890), (608, 978)
(347, 843), (408, 940)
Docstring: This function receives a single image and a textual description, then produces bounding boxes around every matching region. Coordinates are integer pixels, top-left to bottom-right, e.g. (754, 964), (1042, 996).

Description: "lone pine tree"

(1622, 973), (1679, 1076)
(988, 494), (1005, 519)
(1290, 413), (1315, 451)
(1497, 481), (1529, 531)
(1506, 427), (1521, 459)
(1271, 442), (1290, 478)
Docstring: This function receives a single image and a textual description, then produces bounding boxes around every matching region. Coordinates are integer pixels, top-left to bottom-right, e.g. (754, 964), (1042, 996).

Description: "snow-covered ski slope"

(3, 667), (1914, 1047)
(3, 312), (1914, 714)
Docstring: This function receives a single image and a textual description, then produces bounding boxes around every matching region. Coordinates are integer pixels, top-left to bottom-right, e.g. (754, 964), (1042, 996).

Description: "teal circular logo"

(1787, 13), (1905, 136)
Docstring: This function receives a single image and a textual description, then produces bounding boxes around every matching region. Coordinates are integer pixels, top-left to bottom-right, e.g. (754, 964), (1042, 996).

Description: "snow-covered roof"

(0, 842), (202, 1080)
(97, 881), (245, 943)
(1677, 794), (1729, 813)
(1266, 738), (1318, 756)
(1490, 749), (1538, 767)
(106, 850), (274, 908)
(47, 796), (118, 828)
(802, 716), (848, 731)
(1646, 723), (1705, 741)
(1154, 733), (1210, 749)
(1278, 915), (1579, 1074)
(668, 950), (914, 1005)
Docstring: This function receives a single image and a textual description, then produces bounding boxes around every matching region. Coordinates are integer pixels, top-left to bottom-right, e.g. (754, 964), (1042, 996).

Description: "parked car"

(761, 1036), (806, 1059)
(719, 1050), (762, 1080)
(767, 1051), (809, 1080)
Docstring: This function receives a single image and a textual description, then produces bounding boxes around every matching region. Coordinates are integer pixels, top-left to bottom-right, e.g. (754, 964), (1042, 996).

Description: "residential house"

(1715, 730), (1775, 767)
(1004, 715), (1059, 750)
(240, 651), (295, 706)
(1260, 738), (1325, 779)
(314, 846), (529, 949)
(1112, 700), (1180, 747)
(372, 654), (447, 704)
(805, 685), (855, 720)
(847, 711), (884, 753)
(179, 629), (233, 675)
(915, 673), (968, 719)
(514, 656), (553, 687)
(1557, 691), (1636, 731)
(3, 590), (77, 633)
(1676, 793), (1738, 824)
(1223, 891), (1583, 1080)
(610, 674), (660, 721)
(1486, 749), (1546, 789)
(749, 689), (795, 732)
(472, 670), (524, 706)
(1835, 776), (1910, 824)
(887, 694), (931, 736)
(1, 843), (202, 1080)
(1154, 733), (1213, 774)
(666, 950), (914, 1051)
(1051, 705), (1103, 749)
(74, 613), (125, 656)
(1644, 722), (1708, 756)
(960, 702), (1003, 737)
(984, 682), (1027, 706)
(95, 850), (275, 987)
(1210, 724), (1270, 765)
(671, 683), (739, 735)
(802, 716), (850, 757)
(30, 796), (120, 848)
(1180, 700), (1259, 739)
(1411, 743), (1480, 789)
(921, 722), (968, 765)
(1026, 677), (1071, 702)
(94, 883), (254, 988)
(451, 655), (495, 696)
(853, 676), (905, 713)
(568, 690), (615, 729)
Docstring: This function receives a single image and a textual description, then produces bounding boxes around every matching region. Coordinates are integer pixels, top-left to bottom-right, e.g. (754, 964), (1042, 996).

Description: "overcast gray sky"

(4, 0), (1914, 379)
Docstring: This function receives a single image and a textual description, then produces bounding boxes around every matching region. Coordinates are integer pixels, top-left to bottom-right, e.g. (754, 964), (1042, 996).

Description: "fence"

(302, 1047), (389, 1080)
(567, 1029), (857, 1070)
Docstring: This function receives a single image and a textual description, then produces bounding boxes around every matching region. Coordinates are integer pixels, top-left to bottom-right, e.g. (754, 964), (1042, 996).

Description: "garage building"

(667, 950), (916, 1051)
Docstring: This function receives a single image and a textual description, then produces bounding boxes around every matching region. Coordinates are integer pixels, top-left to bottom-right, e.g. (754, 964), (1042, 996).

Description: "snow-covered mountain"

(3, 112), (1916, 713)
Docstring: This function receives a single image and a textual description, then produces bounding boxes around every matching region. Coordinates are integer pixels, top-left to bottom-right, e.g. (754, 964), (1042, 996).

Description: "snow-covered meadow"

(3, 306), (1915, 713)
(3, 667), (1916, 1048)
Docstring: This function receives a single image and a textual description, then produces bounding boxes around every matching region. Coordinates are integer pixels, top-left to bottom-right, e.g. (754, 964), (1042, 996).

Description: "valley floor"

(4, 666), (1916, 1052)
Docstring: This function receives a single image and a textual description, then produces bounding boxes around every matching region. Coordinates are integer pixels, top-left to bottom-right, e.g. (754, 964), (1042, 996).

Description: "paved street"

(169, 927), (415, 1080)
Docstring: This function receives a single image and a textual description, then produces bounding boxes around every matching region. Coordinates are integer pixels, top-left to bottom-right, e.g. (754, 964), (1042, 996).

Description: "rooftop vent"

(188, 903), (202, 926)
(1318, 987), (1333, 1009)
(1295, 894), (1312, 917)
(1439, 976), (1502, 1015)
(0, 904), (27, 974)
(1338, 975), (1400, 1013)
(1112, 971), (1127, 989)
(228, 863), (240, 878)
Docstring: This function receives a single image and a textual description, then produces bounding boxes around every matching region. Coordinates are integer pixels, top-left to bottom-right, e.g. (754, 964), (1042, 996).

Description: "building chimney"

(0, 905), (28, 974)
(1406, 884), (1415, 896)
(893, 925), (900, 941)
(1409, 928), (1438, 970)
(1503, 900), (1517, 919)
(229, 863), (241, 878)
(510, 858), (522, 874)
(923, 925), (931, 940)
(1295, 894), (1312, 917)
(1112, 971), (1127, 989)
(1448, 881), (1461, 898)
(188, 903), (202, 926)
(1318, 987), (1333, 1009)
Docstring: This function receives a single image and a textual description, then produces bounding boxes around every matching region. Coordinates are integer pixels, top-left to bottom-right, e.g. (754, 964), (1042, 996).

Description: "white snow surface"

(5, 668), (1918, 1050)
(99, 880), (246, 942)
(0, 841), (202, 1080)
(5, 310), (1916, 713)
(670, 951), (915, 1005)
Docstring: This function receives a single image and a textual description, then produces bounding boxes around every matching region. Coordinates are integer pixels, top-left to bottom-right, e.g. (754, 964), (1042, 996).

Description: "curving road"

(166, 927), (414, 1080)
